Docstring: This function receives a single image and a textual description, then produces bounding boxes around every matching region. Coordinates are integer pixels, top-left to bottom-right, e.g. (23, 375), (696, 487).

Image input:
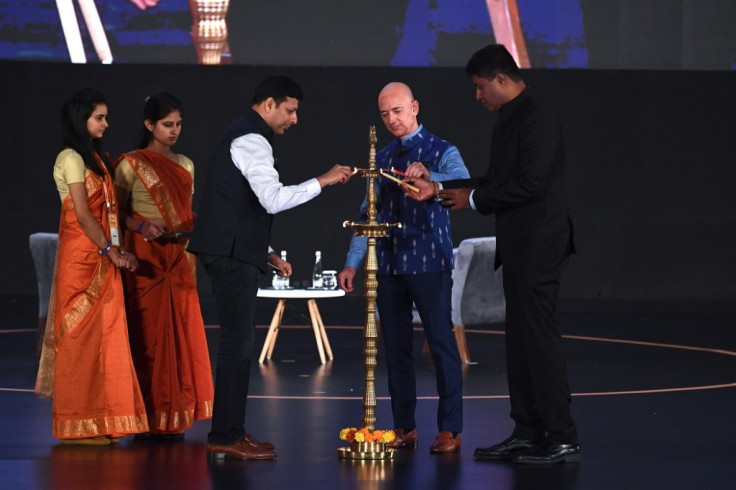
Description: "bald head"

(379, 82), (414, 102)
(378, 82), (419, 139)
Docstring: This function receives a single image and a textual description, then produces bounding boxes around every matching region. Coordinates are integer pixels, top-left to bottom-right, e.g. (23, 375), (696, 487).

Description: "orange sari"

(35, 160), (149, 439)
(118, 149), (213, 434)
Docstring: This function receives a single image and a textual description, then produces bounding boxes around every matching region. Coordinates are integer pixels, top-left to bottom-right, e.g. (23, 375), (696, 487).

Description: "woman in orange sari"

(35, 88), (149, 445)
(115, 93), (213, 439)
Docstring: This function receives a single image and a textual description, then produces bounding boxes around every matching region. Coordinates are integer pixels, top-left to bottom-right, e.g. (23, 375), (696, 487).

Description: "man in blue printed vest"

(338, 82), (469, 454)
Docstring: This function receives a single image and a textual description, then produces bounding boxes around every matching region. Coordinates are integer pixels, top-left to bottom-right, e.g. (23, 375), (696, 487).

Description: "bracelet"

(137, 221), (145, 233)
(433, 181), (439, 198)
(98, 241), (112, 256)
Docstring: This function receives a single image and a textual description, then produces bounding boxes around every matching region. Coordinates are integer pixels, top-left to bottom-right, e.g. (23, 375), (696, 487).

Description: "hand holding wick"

(379, 169), (420, 192)
(318, 165), (354, 187)
(404, 161), (430, 179)
(402, 177), (435, 201)
(340, 167), (360, 183)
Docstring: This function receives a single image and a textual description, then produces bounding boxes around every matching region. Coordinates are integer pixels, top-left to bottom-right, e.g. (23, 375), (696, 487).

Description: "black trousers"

(503, 250), (578, 444)
(200, 254), (259, 445)
(377, 271), (463, 433)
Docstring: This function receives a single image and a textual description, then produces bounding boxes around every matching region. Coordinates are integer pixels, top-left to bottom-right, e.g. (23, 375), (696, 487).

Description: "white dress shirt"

(231, 133), (322, 215)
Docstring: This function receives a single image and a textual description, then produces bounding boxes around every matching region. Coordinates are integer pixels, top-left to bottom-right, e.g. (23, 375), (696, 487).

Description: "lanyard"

(100, 171), (121, 247)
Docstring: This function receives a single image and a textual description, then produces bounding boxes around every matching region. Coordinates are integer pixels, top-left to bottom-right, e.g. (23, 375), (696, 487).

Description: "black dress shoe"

(513, 440), (580, 464)
(474, 436), (536, 461)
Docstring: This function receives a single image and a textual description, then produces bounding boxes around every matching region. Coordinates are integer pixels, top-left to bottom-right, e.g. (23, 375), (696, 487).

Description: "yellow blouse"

(53, 148), (89, 202)
(115, 154), (194, 220)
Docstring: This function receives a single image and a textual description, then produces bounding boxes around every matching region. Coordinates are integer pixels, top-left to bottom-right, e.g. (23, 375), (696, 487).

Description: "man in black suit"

(188, 76), (353, 460)
(405, 44), (579, 464)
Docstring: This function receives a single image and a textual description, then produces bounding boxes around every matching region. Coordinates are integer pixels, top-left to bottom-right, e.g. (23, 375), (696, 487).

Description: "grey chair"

(416, 236), (505, 363)
(450, 236), (506, 363)
(29, 233), (59, 357)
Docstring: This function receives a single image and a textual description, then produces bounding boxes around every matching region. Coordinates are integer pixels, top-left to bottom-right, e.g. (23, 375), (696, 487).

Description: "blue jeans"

(377, 271), (463, 433)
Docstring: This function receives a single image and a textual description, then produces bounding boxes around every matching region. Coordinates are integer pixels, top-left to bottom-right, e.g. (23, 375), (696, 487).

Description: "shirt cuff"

(303, 178), (322, 196)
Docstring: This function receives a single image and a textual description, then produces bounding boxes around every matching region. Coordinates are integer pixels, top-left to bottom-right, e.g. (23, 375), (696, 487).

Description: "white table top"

(257, 288), (346, 299)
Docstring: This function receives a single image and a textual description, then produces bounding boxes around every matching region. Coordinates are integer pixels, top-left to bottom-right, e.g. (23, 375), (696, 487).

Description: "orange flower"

(339, 427), (395, 444)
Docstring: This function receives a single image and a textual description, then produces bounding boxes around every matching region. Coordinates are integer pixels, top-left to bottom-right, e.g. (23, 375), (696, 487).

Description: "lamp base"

(338, 442), (396, 460)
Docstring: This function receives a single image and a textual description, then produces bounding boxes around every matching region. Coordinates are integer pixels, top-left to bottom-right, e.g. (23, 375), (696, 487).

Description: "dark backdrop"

(2, 61), (735, 313)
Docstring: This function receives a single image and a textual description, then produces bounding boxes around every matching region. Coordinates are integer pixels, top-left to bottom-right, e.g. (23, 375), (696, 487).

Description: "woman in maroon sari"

(115, 93), (213, 439)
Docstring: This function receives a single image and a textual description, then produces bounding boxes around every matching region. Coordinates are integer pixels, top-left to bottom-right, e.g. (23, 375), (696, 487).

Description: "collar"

(399, 124), (424, 148)
(246, 108), (274, 144)
(499, 87), (530, 119)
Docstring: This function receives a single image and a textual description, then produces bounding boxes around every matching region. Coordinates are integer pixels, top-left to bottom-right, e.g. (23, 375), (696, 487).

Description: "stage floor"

(1, 302), (734, 490)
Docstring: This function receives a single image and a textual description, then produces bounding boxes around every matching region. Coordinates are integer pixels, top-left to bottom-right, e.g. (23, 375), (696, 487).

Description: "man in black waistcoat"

(405, 44), (580, 464)
(188, 76), (353, 460)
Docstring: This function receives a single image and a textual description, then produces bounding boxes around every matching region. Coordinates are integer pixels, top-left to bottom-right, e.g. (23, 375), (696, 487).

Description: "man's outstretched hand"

(317, 165), (354, 187)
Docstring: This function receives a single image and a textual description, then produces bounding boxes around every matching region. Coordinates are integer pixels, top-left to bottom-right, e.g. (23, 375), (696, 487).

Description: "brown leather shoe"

(207, 438), (276, 460)
(244, 432), (275, 450)
(387, 428), (418, 449)
(430, 431), (461, 454)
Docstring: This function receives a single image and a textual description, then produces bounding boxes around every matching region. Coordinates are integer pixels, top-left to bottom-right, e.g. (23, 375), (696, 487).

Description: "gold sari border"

(151, 399), (214, 432)
(55, 414), (149, 439)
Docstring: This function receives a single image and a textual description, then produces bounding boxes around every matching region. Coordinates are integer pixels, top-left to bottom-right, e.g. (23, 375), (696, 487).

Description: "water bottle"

(280, 250), (289, 288)
(271, 269), (282, 290)
(312, 250), (323, 288)
(271, 250), (288, 289)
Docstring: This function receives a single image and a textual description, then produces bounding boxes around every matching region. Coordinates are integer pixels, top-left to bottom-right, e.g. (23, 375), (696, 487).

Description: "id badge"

(108, 212), (121, 246)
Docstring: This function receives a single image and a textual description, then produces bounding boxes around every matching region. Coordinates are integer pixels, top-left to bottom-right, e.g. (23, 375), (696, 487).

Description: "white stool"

(257, 288), (345, 364)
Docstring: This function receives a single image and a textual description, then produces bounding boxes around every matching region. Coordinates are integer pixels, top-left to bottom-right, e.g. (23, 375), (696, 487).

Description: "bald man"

(338, 82), (469, 454)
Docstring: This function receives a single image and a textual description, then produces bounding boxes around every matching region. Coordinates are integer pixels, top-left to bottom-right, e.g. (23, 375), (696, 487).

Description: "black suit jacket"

(188, 110), (274, 272)
(445, 88), (575, 270)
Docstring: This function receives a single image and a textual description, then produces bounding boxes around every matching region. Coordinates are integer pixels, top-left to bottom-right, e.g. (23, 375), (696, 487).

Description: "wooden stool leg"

(453, 324), (471, 364)
(266, 299), (286, 359)
(259, 299), (285, 363)
(307, 299), (327, 364)
(310, 299), (333, 360)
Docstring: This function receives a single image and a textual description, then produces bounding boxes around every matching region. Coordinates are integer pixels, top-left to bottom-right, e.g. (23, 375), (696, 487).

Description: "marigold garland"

(339, 427), (396, 444)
